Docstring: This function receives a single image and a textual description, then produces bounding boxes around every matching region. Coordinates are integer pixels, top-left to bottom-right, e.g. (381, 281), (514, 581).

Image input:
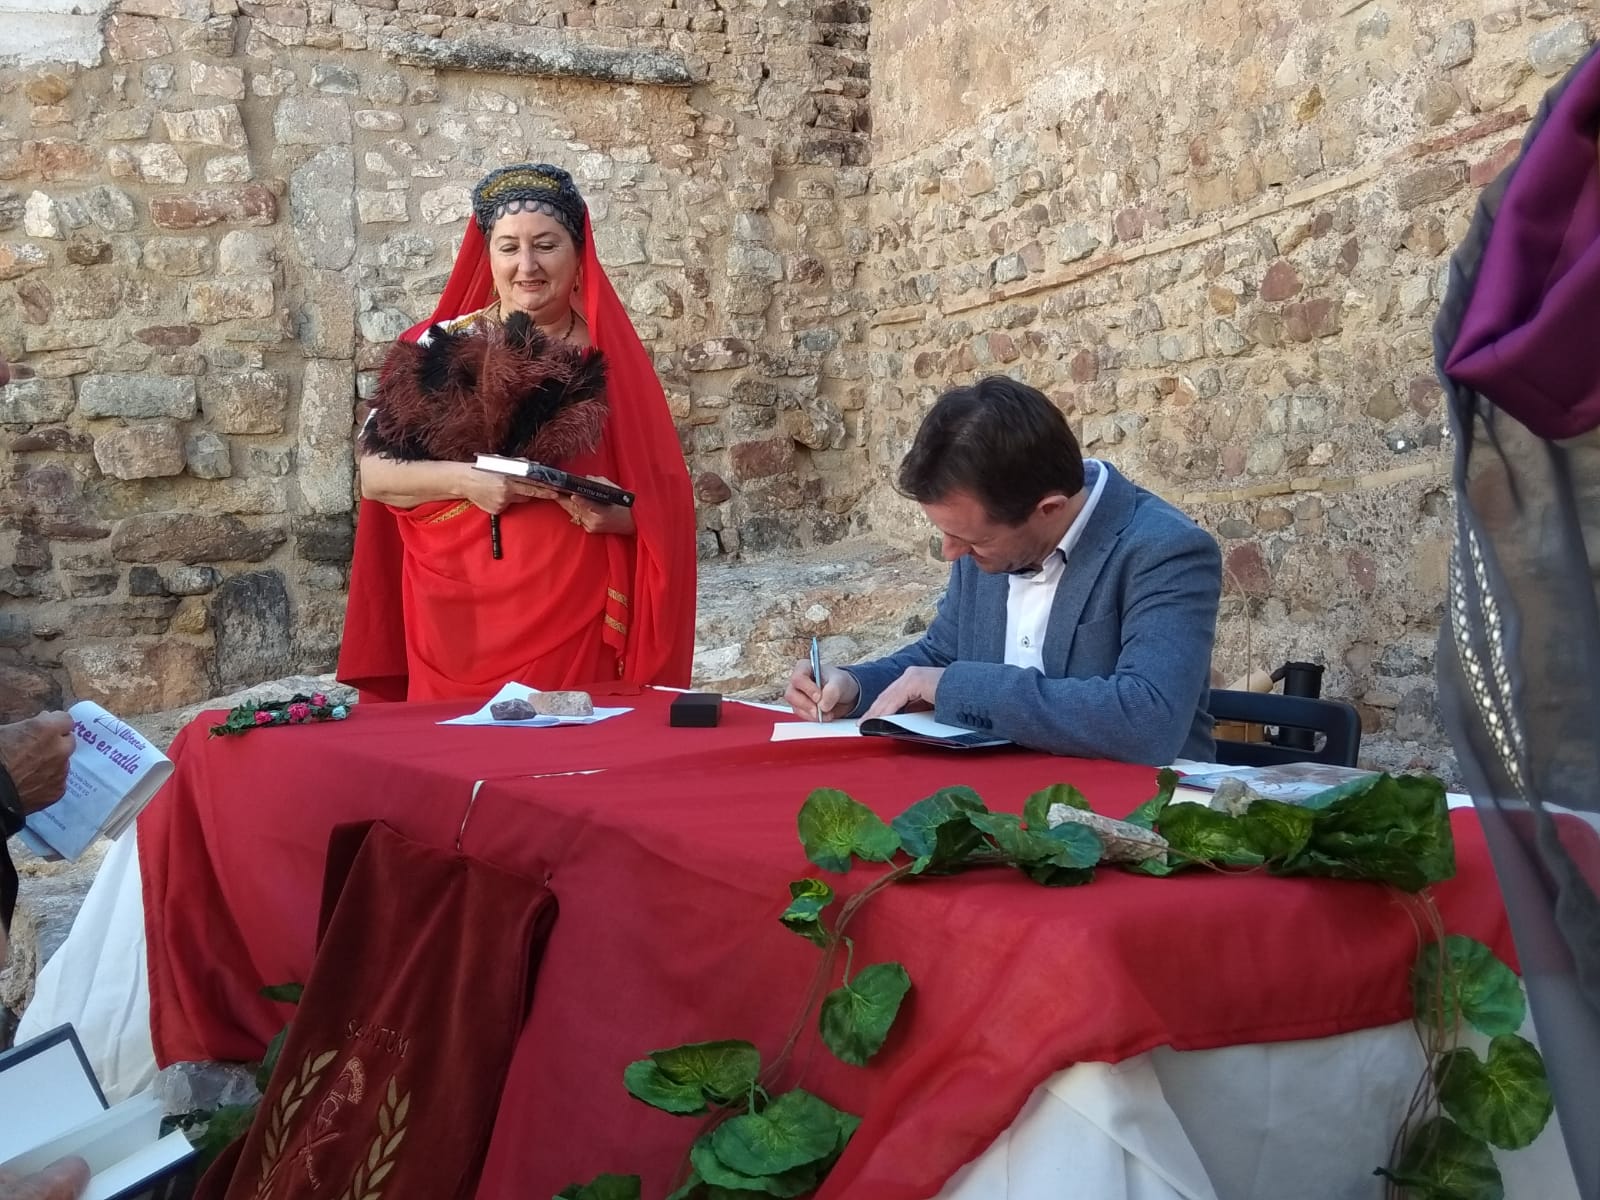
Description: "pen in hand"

(810, 636), (824, 723)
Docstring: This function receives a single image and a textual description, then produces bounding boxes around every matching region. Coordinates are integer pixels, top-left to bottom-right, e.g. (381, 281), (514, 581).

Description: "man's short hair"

(896, 376), (1085, 525)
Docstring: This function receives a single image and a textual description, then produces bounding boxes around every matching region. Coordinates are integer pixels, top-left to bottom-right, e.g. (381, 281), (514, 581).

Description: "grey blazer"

(847, 463), (1221, 765)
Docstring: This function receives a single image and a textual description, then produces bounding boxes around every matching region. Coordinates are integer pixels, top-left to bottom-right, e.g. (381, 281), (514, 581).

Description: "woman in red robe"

(336, 164), (696, 701)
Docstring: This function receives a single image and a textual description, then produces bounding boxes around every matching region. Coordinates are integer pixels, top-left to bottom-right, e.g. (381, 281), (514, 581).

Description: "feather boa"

(363, 310), (608, 467)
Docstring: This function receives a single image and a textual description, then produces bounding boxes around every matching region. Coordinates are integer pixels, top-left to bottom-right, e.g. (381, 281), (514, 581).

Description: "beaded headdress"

(471, 163), (587, 249)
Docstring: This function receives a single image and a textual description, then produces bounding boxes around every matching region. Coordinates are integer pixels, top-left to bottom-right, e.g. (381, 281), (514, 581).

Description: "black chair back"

(1209, 690), (1362, 767)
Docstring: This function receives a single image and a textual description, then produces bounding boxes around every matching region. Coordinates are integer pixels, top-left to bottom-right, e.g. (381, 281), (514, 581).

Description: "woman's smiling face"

(488, 209), (580, 322)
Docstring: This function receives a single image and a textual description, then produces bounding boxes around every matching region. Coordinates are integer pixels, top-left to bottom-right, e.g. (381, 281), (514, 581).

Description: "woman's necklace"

(542, 308), (576, 343)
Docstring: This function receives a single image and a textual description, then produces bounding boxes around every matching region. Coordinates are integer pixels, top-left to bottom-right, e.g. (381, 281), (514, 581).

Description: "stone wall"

(864, 0), (1594, 771)
(0, 0), (873, 718)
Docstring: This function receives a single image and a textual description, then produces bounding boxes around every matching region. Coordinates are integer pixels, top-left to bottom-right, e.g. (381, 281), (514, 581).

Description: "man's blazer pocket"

(1065, 612), (1121, 675)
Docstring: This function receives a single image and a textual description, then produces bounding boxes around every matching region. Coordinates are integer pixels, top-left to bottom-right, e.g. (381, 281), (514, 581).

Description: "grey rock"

(530, 691), (595, 717)
(274, 96), (352, 145)
(292, 513), (354, 563)
(290, 146), (356, 271)
(93, 420), (186, 480)
(84, 186), (138, 232)
(298, 361), (355, 515)
(78, 375), (197, 419)
(1, 379), (75, 424)
(211, 571), (292, 690)
(185, 430), (233, 479)
(379, 31), (692, 86)
(1529, 18), (1592, 76)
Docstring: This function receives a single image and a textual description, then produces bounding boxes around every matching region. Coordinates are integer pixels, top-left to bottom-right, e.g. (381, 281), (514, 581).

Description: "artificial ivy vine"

(555, 769), (1550, 1200)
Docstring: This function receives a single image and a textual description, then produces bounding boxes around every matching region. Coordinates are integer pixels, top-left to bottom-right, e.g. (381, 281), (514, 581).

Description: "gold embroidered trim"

(441, 302), (500, 335)
(607, 588), (629, 607)
(425, 500), (473, 525)
(604, 614), (628, 636)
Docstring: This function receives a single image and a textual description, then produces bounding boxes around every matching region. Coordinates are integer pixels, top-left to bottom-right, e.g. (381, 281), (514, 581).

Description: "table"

(127, 691), (1523, 1199)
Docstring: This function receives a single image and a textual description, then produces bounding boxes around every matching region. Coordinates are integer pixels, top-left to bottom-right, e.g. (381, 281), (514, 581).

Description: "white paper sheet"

(650, 686), (793, 714)
(771, 719), (865, 741)
(438, 682), (632, 728)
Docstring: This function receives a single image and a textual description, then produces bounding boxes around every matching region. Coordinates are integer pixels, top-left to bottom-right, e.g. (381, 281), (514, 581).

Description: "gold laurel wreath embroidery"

(256, 1048), (339, 1198)
(336, 1075), (410, 1200)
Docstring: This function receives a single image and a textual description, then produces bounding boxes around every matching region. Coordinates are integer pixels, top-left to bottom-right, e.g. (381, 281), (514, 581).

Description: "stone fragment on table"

(1046, 804), (1169, 864)
(1208, 778), (1258, 815)
(490, 698), (540, 721)
(530, 690), (594, 717)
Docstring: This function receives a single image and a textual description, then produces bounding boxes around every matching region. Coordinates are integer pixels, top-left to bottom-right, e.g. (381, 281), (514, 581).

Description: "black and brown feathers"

(363, 311), (608, 467)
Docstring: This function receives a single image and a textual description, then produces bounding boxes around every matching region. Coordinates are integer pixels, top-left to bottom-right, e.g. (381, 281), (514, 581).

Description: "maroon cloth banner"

(142, 693), (1515, 1199)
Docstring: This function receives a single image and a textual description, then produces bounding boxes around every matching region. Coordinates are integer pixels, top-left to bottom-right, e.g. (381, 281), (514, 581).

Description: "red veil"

(337, 216), (696, 700)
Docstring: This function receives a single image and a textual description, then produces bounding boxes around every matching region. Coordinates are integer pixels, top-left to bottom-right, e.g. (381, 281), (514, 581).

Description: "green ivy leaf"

(1155, 804), (1265, 867)
(1377, 1116), (1503, 1200)
(891, 786), (988, 873)
(798, 788), (900, 873)
(624, 1040), (762, 1115)
(1436, 1035), (1553, 1151)
(187, 1103), (258, 1171)
(969, 811), (1101, 872)
(1238, 798), (1317, 861)
(1281, 773), (1455, 892)
(553, 1175), (643, 1200)
(255, 1024), (291, 1094)
(1124, 769), (1178, 830)
(1412, 935), (1526, 1037)
(819, 961), (912, 1066)
(779, 879), (835, 947)
(259, 982), (303, 1005)
(710, 1089), (850, 1178)
(1023, 784), (1088, 830)
(689, 1136), (820, 1199)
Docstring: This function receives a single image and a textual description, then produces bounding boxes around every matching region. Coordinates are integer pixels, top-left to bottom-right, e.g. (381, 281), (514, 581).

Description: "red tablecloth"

(140, 692), (1514, 1200)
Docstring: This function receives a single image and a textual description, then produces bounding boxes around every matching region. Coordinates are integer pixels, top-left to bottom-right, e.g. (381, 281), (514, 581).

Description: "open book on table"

(772, 710), (1011, 750)
(0, 1025), (194, 1200)
(17, 701), (173, 862)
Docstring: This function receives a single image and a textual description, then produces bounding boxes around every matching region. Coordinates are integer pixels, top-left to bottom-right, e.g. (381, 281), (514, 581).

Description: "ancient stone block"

(192, 63), (246, 100)
(142, 236), (211, 277)
(82, 186), (137, 233)
(356, 190), (407, 223)
(63, 642), (211, 714)
(161, 105), (248, 150)
(78, 375), (197, 420)
(1395, 162), (1468, 209)
(1259, 260), (1302, 302)
(729, 437), (795, 481)
(110, 513), (285, 563)
(418, 185), (471, 226)
(274, 97), (352, 146)
(311, 65), (360, 94)
(0, 663), (62, 722)
(185, 431), (233, 479)
(200, 370), (289, 434)
(0, 378), (74, 423)
(291, 146), (356, 270)
(695, 472), (732, 504)
(93, 421), (187, 480)
(1529, 18), (1592, 77)
(106, 14), (173, 62)
(188, 278), (275, 324)
(292, 513), (354, 562)
(138, 146), (188, 185)
(150, 185), (276, 230)
(216, 231), (276, 276)
(684, 338), (752, 371)
(211, 570), (292, 688)
(298, 360), (356, 514)
(205, 157), (253, 184)
(0, 242), (49, 281)
(354, 110), (405, 132)
(377, 31), (693, 87)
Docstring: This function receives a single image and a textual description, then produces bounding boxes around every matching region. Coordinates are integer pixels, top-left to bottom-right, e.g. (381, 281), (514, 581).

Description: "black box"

(669, 691), (722, 727)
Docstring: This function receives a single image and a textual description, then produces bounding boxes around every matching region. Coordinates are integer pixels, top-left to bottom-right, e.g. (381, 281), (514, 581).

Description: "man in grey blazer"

(785, 376), (1221, 765)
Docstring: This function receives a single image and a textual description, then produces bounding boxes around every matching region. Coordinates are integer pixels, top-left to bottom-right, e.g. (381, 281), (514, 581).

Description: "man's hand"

(0, 712), (75, 813)
(0, 1156), (91, 1200)
(859, 667), (946, 721)
(785, 661), (860, 722)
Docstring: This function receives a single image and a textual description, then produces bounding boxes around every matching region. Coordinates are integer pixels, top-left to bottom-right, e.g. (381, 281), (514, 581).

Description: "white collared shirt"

(1003, 460), (1108, 673)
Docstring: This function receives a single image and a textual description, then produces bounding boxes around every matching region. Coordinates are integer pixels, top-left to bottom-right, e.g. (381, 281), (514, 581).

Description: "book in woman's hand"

(18, 702), (173, 862)
(473, 454), (635, 507)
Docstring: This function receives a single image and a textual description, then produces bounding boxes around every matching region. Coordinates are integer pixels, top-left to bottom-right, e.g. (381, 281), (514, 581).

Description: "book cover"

(0, 1024), (195, 1200)
(473, 454), (635, 507)
(859, 711), (1012, 750)
(1173, 761), (1377, 805)
(19, 702), (174, 862)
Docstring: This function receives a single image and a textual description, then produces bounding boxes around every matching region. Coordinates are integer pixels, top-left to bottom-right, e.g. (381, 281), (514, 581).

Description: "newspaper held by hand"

(16, 702), (173, 862)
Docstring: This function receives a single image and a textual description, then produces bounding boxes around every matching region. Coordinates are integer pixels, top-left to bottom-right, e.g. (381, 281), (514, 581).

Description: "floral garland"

(209, 693), (350, 738)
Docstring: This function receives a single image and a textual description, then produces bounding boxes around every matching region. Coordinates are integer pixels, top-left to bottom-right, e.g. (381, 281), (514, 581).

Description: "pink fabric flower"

(288, 702), (311, 722)
(254, 711), (273, 725)
(311, 693), (328, 707)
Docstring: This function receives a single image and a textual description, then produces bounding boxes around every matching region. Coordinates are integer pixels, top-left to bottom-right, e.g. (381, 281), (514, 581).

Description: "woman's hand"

(460, 469), (545, 515)
(555, 476), (636, 536)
